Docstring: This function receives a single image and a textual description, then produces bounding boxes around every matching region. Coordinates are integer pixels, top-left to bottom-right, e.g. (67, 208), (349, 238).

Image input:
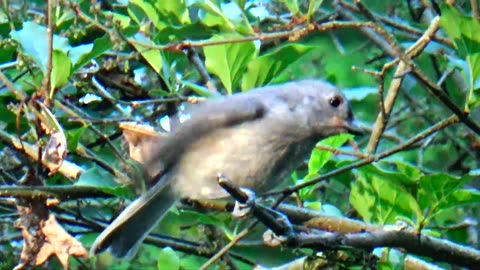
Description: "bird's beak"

(344, 120), (363, 135)
(333, 116), (363, 135)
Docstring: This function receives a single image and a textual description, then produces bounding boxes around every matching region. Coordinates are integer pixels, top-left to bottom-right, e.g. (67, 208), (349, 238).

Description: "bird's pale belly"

(170, 126), (315, 199)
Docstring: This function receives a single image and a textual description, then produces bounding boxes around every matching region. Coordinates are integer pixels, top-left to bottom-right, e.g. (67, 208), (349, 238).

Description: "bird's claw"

(263, 230), (288, 247)
(232, 188), (256, 218)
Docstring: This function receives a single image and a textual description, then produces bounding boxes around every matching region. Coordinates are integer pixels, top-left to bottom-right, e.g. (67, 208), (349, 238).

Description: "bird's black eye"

(329, 95), (342, 108)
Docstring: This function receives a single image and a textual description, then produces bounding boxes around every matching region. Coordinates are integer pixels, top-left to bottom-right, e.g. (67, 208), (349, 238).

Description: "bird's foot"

(232, 188), (256, 218)
(263, 230), (288, 247)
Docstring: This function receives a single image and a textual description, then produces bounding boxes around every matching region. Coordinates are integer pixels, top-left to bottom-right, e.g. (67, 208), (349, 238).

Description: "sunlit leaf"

(204, 36), (256, 94)
(394, 161), (424, 182)
(350, 165), (422, 225)
(132, 33), (163, 74)
(281, 0), (300, 15)
(154, 0), (190, 25)
(50, 50), (71, 95)
(71, 35), (112, 71)
(307, 0), (323, 19)
(308, 133), (353, 175)
(129, 0), (162, 29)
(181, 80), (217, 97)
(190, 0), (236, 30)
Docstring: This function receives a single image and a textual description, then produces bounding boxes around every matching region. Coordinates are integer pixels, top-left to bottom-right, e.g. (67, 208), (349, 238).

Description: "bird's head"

(293, 80), (362, 138)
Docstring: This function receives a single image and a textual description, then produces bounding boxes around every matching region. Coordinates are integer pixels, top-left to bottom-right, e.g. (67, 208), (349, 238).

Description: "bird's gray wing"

(144, 96), (266, 176)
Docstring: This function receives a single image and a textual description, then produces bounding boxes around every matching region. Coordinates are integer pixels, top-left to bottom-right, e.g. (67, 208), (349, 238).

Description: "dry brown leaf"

(36, 214), (87, 269)
(43, 131), (68, 174)
(14, 198), (49, 270)
(120, 122), (166, 165)
(14, 198), (87, 270)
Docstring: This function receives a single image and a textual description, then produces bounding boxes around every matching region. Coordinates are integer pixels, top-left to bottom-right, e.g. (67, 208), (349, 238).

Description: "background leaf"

(440, 4), (480, 108)
(350, 165), (423, 225)
(204, 36), (256, 93)
(241, 44), (315, 90)
(50, 50), (71, 95)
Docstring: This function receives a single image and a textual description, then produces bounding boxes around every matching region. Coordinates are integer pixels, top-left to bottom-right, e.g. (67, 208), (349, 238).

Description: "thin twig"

(0, 129), (83, 179)
(0, 70), (27, 100)
(472, 0), (480, 22)
(0, 185), (111, 200)
(54, 100), (127, 163)
(186, 48), (218, 93)
(199, 221), (257, 270)
(42, 0), (54, 105)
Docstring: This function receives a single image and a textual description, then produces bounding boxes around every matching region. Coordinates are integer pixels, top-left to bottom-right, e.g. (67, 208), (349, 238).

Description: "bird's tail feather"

(90, 178), (176, 258)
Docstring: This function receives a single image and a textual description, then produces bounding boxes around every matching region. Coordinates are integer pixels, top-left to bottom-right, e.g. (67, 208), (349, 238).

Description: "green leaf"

(153, 0), (190, 25)
(0, 41), (15, 63)
(179, 210), (234, 239)
(281, 0), (300, 15)
(179, 255), (208, 270)
(50, 50), (71, 96)
(440, 5), (480, 58)
(190, 0), (236, 30)
(132, 33), (163, 74)
(304, 201), (322, 211)
(129, 0), (162, 30)
(181, 80), (218, 97)
(203, 36), (256, 94)
(418, 174), (476, 223)
(307, 0), (323, 19)
(298, 134), (353, 199)
(13, 27), (111, 73)
(68, 44), (92, 68)
(308, 133), (353, 175)
(130, 0), (190, 29)
(442, 188), (480, 208)
(66, 127), (86, 152)
(157, 247), (181, 270)
(75, 167), (134, 198)
(71, 35), (112, 71)
(393, 161), (424, 181)
(155, 21), (217, 42)
(0, 98), (15, 123)
(241, 44), (315, 90)
(440, 4), (480, 108)
(104, 11), (132, 30)
(350, 165), (422, 225)
(11, 21), (70, 72)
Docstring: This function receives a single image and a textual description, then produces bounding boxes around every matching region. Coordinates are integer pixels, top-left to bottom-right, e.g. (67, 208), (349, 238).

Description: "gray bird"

(90, 79), (361, 258)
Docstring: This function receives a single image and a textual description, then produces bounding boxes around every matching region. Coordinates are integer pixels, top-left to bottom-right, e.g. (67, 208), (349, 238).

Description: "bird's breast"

(170, 123), (314, 199)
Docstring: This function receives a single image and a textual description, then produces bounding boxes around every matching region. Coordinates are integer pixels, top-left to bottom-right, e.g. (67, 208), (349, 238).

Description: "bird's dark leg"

(216, 173), (256, 217)
(217, 174), (294, 241)
(232, 187), (256, 218)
